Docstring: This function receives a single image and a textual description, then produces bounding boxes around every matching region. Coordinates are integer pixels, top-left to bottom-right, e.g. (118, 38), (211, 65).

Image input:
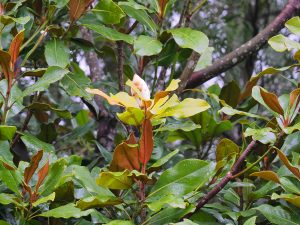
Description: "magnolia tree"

(0, 0), (300, 225)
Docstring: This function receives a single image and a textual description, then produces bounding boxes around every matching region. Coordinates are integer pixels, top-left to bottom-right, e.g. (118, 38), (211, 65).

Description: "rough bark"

(180, 0), (300, 90)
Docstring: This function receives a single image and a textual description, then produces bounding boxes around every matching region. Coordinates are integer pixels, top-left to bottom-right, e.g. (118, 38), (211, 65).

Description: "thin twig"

(117, 41), (125, 91)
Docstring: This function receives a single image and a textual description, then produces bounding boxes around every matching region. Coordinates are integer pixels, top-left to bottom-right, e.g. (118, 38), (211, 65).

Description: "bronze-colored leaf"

(139, 119), (154, 167)
(24, 150), (43, 185)
(9, 30), (24, 77)
(69, 0), (94, 22)
(35, 160), (49, 193)
(250, 170), (280, 183)
(289, 88), (300, 108)
(110, 133), (140, 172)
(277, 149), (300, 180)
(260, 88), (284, 115)
(158, 0), (169, 19)
(0, 50), (12, 84)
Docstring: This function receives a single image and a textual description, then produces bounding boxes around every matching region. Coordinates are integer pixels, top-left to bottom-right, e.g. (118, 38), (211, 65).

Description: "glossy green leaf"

(243, 216), (257, 225)
(38, 203), (94, 218)
(23, 66), (69, 97)
(73, 165), (115, 197)
(0, 15), (30, 25)
(0, 193), (19, 205)
(285, 16), (300, 35)
(244, 127), (276, 144)
(39, 158), (67, 196)
(117, 107), (144, 126)
(272, 193), (300, 208)
(32, 192), (55, 207)
(170, 219), (198, 225)
(149, 149), (179, 171)
(155, 120), (201, 132)
(27, 102), (72, 119)
(148, 159), (214, 199)
(220, 80), (241, 108)
(0, 126), (16, 141)
(20, 132), (55, 153)
(93, 0), (125, 24)
(215, 138), (239, 162)
(168, 28), (209, 54)
(45, 39), (70, 68)
(255, 204), (300, 225)
(104, 221), (134, 225)
(119, 3), (157, 33)
(218, 106), (265, 119)
(76, 195), (122, 210)
(134, 35), (162, 56)
(0, 160), (21, 195)
(195, 47), (213, 71)
(155, 98), (210, 119)
(147, 205), (195, 225)
(84, 24), (134, 44)
(268, 34), (300, 52)
(147, 194), (186, 212)
(96, 170), (133, 189)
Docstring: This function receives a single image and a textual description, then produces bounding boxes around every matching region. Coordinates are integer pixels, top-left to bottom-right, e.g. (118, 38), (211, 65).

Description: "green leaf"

(38, 203), (94, 218)
(148, 159), (214, 199)
(92, 0), (125, 24)
(271, 193), (300, 208)
(216, 138), (239, 162)
(155, 98), (210, 119)
(76, 195), (122, 210)
(104, 221), (134, 225)
(0, 126), (16, 141)
(0, 193), (19, 205)
(147, 194), (186, 212)
(220, 80), (241, 108)
(134, 35), (162, 56)
(268, 34), (300, 52)
(255, 204), (300, 225)
(0, 141), (13, 161)
(20, 132), (55, 153)
(23, 66), (69, 97)
(0, 160), (22, 195)
(285, 16), (300, 35)
(170, 219), (198, 225)
(117, 107), (145, 126)
(27, 102), (72, 119)
(119, 3), (157, 33)
(283, 122), (300, 134)
(244, 127), (276, 144)
(168, 28), (209, 54)
(195, 47), (213, 71)
(39, 158), (67, 196)
(84, 24), (134, 44)
(96, 170), (133, 189)
(243, 216), (257, 225)
(93, 141), (112, 163)
(73, 165), (115, 198)
(218, 106), (266, 120)
(32, 192), (55, 207)
(61, 73), (91, 100)
(155, 120), (201, 132)
(147, 205), (195, 225)
(0, 15), (30, 26)
(149, 149), (179, 171)
(45, 39), (70, 68)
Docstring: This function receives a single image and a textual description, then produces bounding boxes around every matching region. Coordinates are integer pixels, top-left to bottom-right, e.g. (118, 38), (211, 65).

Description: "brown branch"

(117, 41), (125, 91)
(180, 0), (300, 90)
(183, 140), (258, 219)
